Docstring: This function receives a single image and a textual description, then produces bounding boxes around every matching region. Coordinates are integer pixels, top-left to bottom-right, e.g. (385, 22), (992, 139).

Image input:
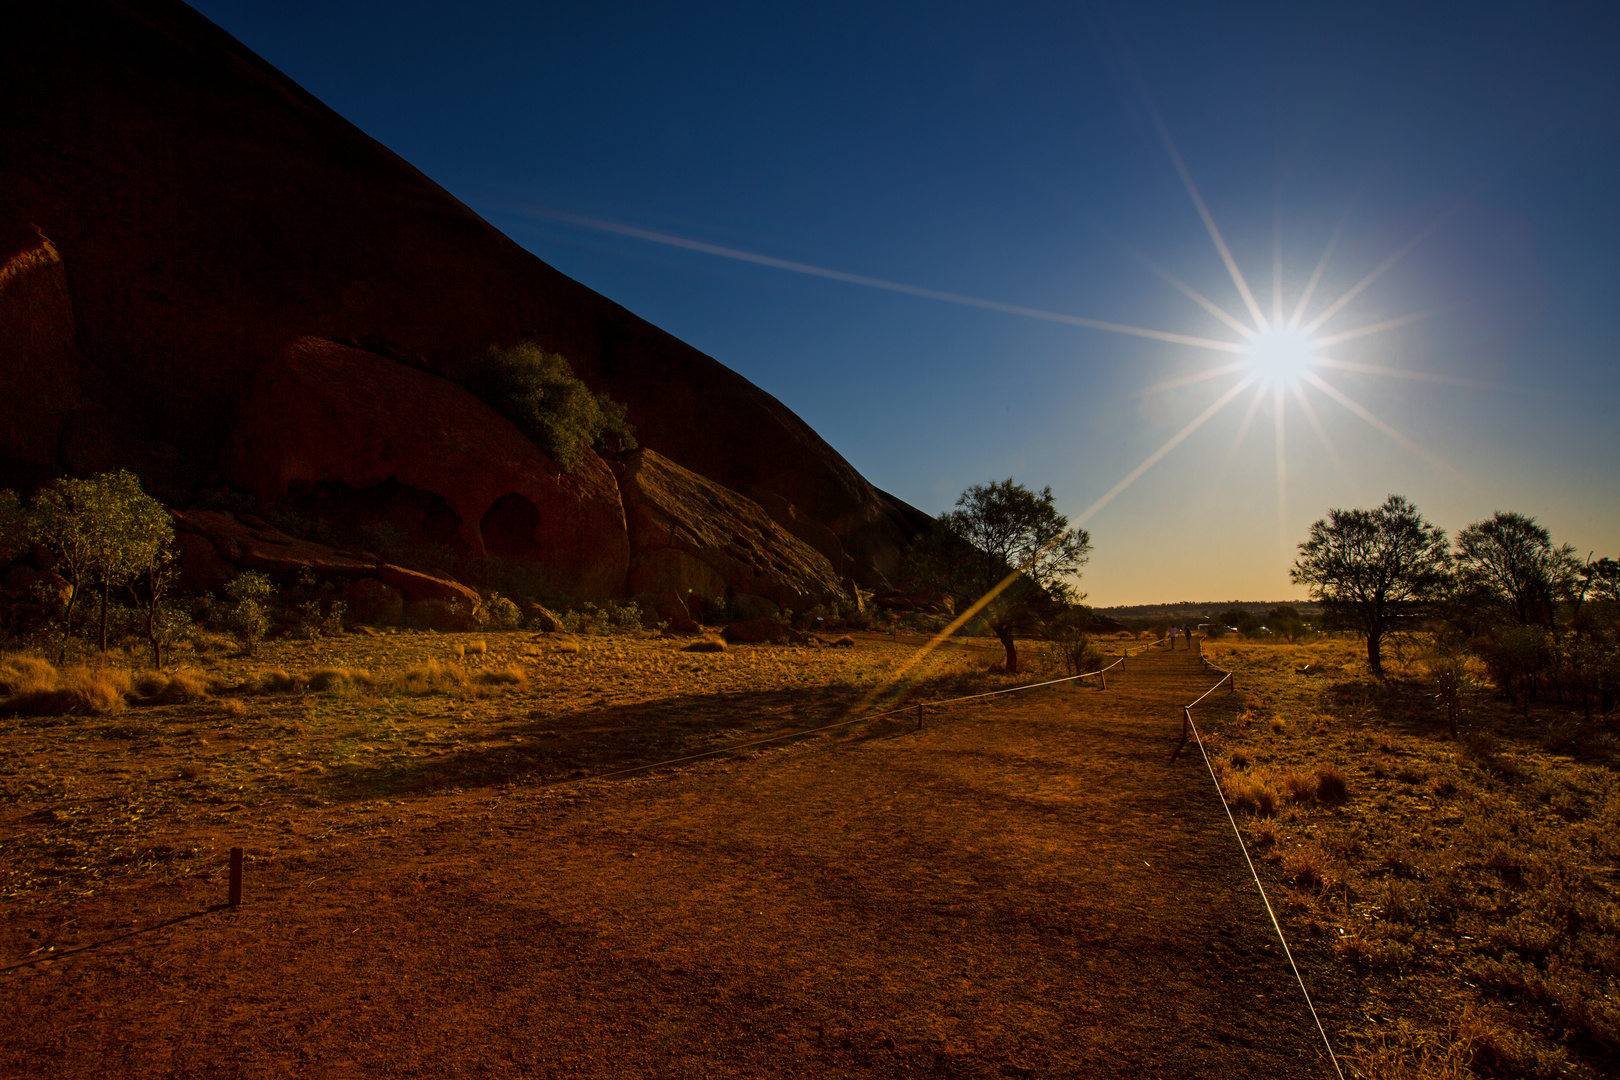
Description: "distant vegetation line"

(1097, 601), (1322, 621)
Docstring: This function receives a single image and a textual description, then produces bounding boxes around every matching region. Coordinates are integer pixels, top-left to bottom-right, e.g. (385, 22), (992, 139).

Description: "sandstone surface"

(223, 337), (629, 600)
(616, 449), (844, 614)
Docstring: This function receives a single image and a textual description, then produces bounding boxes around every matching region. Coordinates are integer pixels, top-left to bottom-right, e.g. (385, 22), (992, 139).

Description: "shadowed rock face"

(0, 224), (81, 488)
(0, 0), (925, 581)
(616, 449), (845, 612)
(223, 338), (630, 601)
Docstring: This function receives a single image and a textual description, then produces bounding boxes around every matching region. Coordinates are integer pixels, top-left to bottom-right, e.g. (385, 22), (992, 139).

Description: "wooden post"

(1100, 669), (1107, 691)
(1171, 707), (1191, 760)
(228, 847), (244, 907)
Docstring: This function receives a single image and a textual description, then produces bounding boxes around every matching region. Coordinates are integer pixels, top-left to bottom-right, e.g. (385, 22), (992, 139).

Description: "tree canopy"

(464, 342), (636, 472)
(1291, 494), (1450, 676)
(27, 470), (174, 655)
(1454, 511), (1580, 631)
(907, 478), (1090, 673)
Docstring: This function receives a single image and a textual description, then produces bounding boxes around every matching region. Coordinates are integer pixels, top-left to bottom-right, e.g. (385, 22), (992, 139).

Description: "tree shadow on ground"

(314, 683), (923, 804)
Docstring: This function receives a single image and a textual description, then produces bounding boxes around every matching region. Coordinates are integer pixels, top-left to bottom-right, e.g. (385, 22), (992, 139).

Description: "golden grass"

(1207, 635), (1620, 1072)
(0, 655), (132, 715)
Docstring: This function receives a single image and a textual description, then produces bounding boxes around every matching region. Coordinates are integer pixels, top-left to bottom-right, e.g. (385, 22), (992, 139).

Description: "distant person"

(1167, 626), (1178, 649)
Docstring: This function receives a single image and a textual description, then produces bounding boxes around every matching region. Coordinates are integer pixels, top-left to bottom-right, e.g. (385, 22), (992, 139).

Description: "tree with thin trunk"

(28, 471), (174, 659)
(1291, 494), (1450, 677)
(907, 479), (1090, 673)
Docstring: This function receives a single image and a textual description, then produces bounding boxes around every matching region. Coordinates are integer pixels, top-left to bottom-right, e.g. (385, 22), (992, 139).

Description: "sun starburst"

(501, 113), (1469, 543)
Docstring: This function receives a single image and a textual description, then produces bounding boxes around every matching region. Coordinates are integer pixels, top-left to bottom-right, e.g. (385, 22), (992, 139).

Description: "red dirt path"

(1, 646), (1353, 1079)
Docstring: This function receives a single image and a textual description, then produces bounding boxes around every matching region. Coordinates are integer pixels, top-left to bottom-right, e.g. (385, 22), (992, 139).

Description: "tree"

(1217, 607), (1261, 636)
(1291, 494), (1450, 676)
(908, 479), (1091, 673)
(1267, 605), (1306, 642)
(27, 471), (174, 658)
(463, 342), (636, 472)
(130, 545), (185, 667)
(225, 571), (275, 656)
(1454, 511), (1579, 631)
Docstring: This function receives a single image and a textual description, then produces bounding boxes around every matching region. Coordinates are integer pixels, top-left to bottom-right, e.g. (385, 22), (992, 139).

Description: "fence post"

(228, 847), (244, 908)
(1228, 674), (1236, 694)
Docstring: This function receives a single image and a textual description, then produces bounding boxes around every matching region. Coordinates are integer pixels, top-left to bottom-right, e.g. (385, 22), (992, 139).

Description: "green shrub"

(482, 591), (523, 630)
(224, 572), (275, 656)
(463, 342), (636, 472)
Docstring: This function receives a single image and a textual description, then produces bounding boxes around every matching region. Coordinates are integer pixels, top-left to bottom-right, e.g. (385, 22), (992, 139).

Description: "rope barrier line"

(1178, 664), (1346, 1080)
(564, 644), (1154, 787)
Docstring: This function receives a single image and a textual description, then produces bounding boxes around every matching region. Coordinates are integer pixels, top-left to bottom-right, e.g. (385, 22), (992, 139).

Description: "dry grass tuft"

(1270, 717), (1288, 735)
(132, 670), (211, 704)
(1314, 763), (1350, 804)
(683, 637), (727, 653)
(475, 666), (527, 686)
(1228, 749), (1250, 770)
(0, 653), (58, 696)
(307, 667), (377, 694)
(1283, 848), (1327, 890)
(397, 662), (471, 695)
(0, 660), (132, 716)
(1223, 773), (1279, 817)
(1280, 769), (1317, 803)
(467, 639), (489, 656)
(253, 669), (306, 694)
(219, 698), (248, 718)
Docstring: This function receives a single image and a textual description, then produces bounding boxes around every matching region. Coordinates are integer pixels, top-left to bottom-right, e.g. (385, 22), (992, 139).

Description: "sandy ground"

(0, 644), (1362, 1079)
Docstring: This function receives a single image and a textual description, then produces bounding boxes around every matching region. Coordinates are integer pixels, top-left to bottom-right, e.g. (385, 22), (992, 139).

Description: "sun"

(1243, 326), (1318, 386)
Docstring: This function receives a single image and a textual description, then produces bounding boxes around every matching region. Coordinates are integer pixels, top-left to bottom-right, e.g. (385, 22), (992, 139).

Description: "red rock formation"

(170, 507), (480, 619)
(172, 509), (376, 578)
(0, 224), (80, 488)
(223, 337), (629, 600)
(0, 1), (925, 581)
(616, 449), (844, 613)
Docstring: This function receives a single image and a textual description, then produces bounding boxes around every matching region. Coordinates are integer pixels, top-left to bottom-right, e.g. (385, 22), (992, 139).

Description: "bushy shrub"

(463, 342), (636, 472)
(224, 572), (275, 655)
(481, 591), (523, 630)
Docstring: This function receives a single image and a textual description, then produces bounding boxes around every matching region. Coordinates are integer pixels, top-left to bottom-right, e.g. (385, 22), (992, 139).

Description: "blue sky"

(193, 1), (1620, 605)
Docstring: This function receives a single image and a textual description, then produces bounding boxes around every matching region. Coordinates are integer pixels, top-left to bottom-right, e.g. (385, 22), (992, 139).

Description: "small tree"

(131, 546), (185, 667)
(1291, 494), (1451, 677)
(909, 479), (1091, 673)
(225, 571), (275, 656)
(27, 470), (174, 659)
(463, 342), (636, 472)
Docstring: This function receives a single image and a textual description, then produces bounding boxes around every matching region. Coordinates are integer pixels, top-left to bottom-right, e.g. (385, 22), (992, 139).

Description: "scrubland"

(1197, 636), (1619, 1078)
(1, 627), (1615, 1078)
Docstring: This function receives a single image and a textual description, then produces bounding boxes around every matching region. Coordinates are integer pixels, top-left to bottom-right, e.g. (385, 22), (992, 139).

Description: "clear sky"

(191, 0), (1620, 606)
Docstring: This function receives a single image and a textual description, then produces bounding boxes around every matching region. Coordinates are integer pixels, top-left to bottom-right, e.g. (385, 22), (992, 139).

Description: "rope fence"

(1177, 654), (1345, 1080)
(580, 641), (1156, 785)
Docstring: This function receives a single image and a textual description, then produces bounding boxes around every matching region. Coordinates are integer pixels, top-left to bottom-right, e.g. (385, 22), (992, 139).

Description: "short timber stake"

(1171, 708), (1191, 761)
(228, 847), (243, 908)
